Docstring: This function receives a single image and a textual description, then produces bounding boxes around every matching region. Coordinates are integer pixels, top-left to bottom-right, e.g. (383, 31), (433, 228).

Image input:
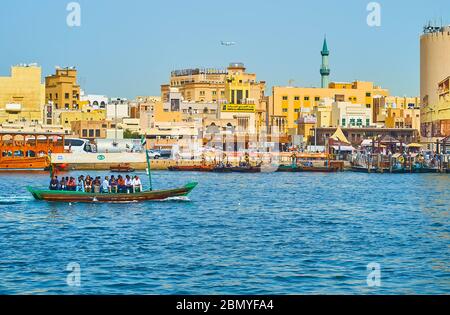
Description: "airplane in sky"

(221, 41), (237, 46)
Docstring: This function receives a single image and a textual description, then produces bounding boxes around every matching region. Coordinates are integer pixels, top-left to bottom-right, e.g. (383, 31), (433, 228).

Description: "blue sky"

(1, 0), (449, 98)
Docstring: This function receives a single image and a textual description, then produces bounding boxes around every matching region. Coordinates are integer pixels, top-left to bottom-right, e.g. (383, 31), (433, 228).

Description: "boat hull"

(168, 166), (214, 172)
(277, 165), (339, 173)
(0, 157), (49, 171)
(230, 167), (261, 173)
(27, 182), (198, 203)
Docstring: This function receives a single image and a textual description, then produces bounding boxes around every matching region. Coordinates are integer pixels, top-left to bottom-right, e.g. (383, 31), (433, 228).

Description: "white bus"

(64, 138), (95, 153)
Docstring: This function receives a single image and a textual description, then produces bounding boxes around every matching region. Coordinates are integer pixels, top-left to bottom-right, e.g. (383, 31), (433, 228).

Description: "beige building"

(385, 108), (421, 130)
(420, 25), (450, 139)
(45, 67), (80, 110)
(270, 81), (389, 134)
(71, 120), (116, 140)
(161, 63), (267, 132)
(373, 96), (421, 130)
(0, 64), (45, 123)
(161, 68), (227, 103)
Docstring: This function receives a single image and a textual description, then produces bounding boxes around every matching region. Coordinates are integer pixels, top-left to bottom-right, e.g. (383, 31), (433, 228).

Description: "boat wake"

(159, 196), (191, 202)
(0, 196), (33, 205)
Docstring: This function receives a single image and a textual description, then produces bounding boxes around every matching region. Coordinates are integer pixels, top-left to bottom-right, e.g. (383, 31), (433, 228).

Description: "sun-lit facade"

(0, 64), (45, 123)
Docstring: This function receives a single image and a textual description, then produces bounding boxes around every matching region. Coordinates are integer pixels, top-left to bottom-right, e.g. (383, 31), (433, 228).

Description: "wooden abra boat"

(168, 165), (214, 172)
(27, 182), (198, 203)
(28, 137), (198, 203)
(110, 163), (135, 173)
(0, 131), (65, 171)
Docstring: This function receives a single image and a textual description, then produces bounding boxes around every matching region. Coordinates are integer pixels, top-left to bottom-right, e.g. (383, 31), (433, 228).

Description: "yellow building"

(220, 63), (267, 133)
(373, 96), (420, 127)
(59, 106), (106, 129)
(45, 67), (80, 110)
(270, 81), (389, 134)
(139, 101), (182, 133)
(0, 64), (45, 123)
(385, 108), (421, 130)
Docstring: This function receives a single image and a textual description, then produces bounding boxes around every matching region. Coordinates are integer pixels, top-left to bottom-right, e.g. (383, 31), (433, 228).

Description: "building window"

(282, 109), (288, 113)
(366, 119), (370, 126)
(366, 92), (371, 97)
(315, 97), (320, 101)
(95, 129), (100, 137)
(357, 119), (363, 126)
(342, 119), (346, 126)
(82, 130), (87, 137)
(65, 103), (69, 109)
(294, 96), (300, 101)
(304, 96), (310, 101)
(89, 129), (94, 137)
(366, 104), (371, 108)
(350, 119), (356, 126)
(294, 109), (300, 113)
(282, 96), (288, 101)
(65, 93), (70, 99)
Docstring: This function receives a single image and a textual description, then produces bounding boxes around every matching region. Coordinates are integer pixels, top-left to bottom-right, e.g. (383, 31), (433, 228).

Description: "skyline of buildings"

(0, 23), (448, 149)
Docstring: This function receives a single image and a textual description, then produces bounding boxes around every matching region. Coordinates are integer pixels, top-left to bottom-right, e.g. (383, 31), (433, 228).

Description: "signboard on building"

(221, 104), (256, 113)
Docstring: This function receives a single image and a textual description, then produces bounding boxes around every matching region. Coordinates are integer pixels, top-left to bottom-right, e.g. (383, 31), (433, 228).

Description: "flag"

(141, 135), (147, 149)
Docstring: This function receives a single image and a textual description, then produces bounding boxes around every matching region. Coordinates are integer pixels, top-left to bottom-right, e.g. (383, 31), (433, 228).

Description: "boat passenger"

(85, 176), (92, 193)
(67, 177), (77, 191)
(77, 176), (85, 192)
(63, 177), (69, 190)
(132, 176), (142, 193)
(59, 177), (67, 191)
(102, 176), (111, 193)
(117, 175), (126, 193)
(109, 175), (118, 193)
(125, 175), (133, 194)
(93, 177), (101, 193)
(49, 176), (59, 191)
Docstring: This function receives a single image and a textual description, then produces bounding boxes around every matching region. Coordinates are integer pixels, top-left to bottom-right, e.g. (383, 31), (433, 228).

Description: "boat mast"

(142, 135), (153, 191)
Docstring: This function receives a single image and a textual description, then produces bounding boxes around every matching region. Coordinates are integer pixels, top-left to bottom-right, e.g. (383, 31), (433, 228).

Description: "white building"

(107, 98), (130, 120)
(331, 102), (373, 128)
(80, 90), (108, 109)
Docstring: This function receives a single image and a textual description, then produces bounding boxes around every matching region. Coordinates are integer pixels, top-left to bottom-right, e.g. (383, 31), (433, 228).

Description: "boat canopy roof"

(0, 130), (66, 136)
(329, 127), (350, 144)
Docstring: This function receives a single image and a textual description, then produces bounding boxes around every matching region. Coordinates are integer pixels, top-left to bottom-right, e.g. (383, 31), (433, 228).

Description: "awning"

(332, 145), (355, 152)
(407, 143), (423, 148)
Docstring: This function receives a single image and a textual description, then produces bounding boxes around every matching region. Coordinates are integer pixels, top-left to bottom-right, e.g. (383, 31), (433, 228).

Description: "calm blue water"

(0, 171), (448, 295)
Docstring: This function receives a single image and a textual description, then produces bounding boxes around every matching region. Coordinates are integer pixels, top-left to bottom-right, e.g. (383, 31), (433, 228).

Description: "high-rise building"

(45, 67), (80, 110)
(0, 64), (45, 123)
(420, 24), (450, 140)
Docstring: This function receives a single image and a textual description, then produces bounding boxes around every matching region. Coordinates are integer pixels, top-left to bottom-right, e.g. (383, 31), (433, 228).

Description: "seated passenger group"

(49, 175), (143, 193)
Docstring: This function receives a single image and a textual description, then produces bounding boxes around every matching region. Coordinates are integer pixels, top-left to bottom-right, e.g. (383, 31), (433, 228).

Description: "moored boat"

(168, 165), (214, 172)
(110, 163), (135, 173)
(230, 166), (261, 173)
(277, 164), (339, 173)
(27, 182), (198, 203)
(350, 166), (378, 173)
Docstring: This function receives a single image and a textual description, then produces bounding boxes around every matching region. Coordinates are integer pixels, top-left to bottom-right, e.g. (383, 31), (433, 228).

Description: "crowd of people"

(49, 174), (143, 194)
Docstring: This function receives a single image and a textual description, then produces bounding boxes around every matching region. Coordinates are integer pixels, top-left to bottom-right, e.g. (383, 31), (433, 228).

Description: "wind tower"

(320, 37), (330, 88)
